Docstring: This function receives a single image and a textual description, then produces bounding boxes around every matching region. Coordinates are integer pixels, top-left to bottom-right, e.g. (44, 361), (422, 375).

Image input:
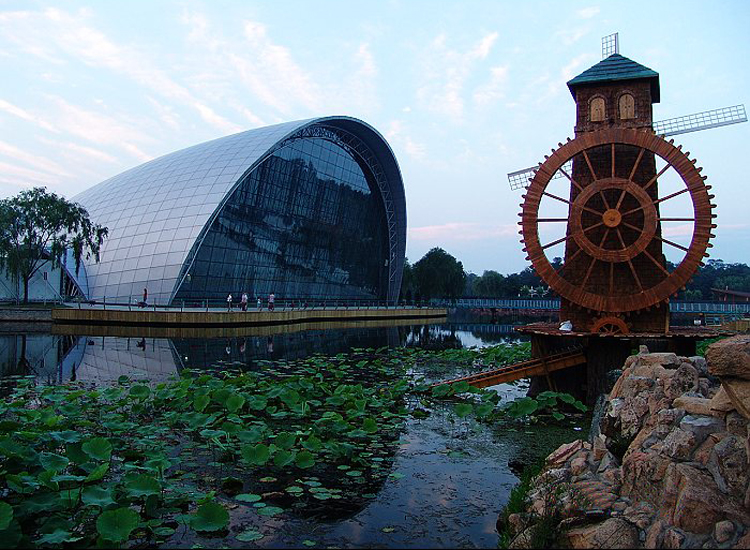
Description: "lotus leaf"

(241, 443), (270, 465)
(82, 437), (113, 462)
(190, 501), (229, 532)
(96, 507), (139, 543)
(39, 452), (69, 472)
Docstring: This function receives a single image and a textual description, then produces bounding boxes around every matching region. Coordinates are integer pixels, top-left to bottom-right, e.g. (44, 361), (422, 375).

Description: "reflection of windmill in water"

(508, 34), (744, 401)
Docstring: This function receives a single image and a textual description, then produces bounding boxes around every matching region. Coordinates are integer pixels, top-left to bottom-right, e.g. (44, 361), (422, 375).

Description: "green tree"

(0, 187), (108, 303)
(400, 258), (416, 303)
(475, 270), (507, 297)
(413, 247), (466, 300)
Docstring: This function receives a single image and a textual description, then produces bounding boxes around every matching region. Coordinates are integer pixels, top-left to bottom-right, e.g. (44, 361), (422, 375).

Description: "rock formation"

(505, 337), (750, 549)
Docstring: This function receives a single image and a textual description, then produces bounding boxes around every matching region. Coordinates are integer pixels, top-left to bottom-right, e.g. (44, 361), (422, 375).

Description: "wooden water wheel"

(520, 128), (715, 315)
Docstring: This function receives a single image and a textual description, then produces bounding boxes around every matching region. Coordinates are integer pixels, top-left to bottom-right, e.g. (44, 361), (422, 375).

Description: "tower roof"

(567, 53), (660, 102)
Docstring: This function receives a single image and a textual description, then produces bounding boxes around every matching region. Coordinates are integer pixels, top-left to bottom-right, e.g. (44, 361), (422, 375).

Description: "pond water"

(0, 315), (584, 549)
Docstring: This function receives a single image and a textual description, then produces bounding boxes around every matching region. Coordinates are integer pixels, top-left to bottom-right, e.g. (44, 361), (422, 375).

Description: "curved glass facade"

(74, 117), (406, 305)
(175, 134), (388, 303)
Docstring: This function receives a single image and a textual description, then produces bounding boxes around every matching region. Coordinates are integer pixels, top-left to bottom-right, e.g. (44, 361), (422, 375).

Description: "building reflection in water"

(0, 318), (430, 385)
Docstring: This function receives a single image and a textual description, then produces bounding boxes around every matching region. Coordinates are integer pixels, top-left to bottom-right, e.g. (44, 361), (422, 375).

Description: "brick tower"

(561, 54), (669, 333)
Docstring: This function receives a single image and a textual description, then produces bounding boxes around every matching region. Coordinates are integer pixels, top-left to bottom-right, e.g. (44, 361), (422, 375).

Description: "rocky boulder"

(503, 349), (750, 549)
(706, 335), (750, 380)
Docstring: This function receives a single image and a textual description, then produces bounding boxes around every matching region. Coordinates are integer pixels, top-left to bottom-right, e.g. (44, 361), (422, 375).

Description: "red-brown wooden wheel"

(520, 128), (715, 313)
(590, 316), (629, 334)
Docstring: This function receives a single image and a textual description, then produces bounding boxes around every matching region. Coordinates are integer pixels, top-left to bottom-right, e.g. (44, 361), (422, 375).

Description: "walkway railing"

(431, 298), (750, 315)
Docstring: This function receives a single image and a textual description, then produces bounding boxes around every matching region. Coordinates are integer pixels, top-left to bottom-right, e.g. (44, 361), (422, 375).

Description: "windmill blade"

(508, 161), (572, 190)
(654, 104), (747, 137)
(508, 104), (747, 190)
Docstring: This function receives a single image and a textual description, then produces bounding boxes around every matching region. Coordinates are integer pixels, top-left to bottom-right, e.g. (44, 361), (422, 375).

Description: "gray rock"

(666, 363), (699, 400)
(679, 414), (725, 444)
(707, 435), (748, 496)
(690, 356), (709, 377)
(714, 520), (735, 544)
(662, 427), (698, 459)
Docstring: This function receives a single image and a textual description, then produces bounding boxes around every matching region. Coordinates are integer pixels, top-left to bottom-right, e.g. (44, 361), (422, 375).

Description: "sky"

(1, 0), (748, 275)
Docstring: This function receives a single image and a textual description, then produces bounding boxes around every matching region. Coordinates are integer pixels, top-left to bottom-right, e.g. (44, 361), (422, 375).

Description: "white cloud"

(44, 96), (153, 162)
(577, 7), (601, 19)
(0, 141), (70, 177)
(0, 161), (61, 186)
(0, 98), (59, 133)
(409, 222), (518, 242)
(0, 8), (241, 134)
(385, 120), (427, 160)
(416, 32), (500, 122)
(473, 65), (509, 106)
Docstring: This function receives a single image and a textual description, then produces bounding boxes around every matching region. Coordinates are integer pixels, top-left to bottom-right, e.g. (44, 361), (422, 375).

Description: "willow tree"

(0, 187), (108, 303)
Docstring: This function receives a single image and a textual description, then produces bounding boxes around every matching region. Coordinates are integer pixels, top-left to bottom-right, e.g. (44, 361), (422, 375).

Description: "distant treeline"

(401, 247), (750, 301)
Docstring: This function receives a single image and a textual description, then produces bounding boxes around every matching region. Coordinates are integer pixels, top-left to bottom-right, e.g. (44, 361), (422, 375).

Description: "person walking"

(240, 292), (248, 312)
(226, 293), (233, 311)
(257, 296), (262, 310)
(140, 287), (148, 308)
(268, 292), (275, 311)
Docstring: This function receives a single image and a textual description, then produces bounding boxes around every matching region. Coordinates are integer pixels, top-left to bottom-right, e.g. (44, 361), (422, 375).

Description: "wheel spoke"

(541, 234), (571, 250)
(628, 148), (646, 181)
(558, 166), (584, 193)
(582, 228), (610, 289)
(620, 219), (644, 234)
(614, 189), (627, 210)
(611, 143), (616, 178)
(599, 190), (611, 210)
(621, 187), (689, 217)
(616, 228), (644, 292)
(642, 247), (671, 276)
(542, 191), (602, 216)
(582, 149), (598, 181)
(656, 235), (690, 253)
(642, 162), (673, 193)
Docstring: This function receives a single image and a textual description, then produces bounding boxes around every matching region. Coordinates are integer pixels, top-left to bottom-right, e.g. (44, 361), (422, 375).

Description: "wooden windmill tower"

(510, 35), (741, 401)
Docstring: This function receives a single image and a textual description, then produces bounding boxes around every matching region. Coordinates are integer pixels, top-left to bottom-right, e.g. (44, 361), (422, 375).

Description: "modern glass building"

(73, 117), (406, 306)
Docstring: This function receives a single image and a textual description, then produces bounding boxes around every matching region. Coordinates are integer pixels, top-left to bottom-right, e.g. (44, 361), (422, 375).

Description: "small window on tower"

(619, 93), (635, 120)
(590, 97), (606, 122)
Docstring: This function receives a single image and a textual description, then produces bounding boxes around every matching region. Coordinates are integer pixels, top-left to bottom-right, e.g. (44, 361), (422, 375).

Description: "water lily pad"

(190, 502), (229, 532)
(0, 502), (13, 530)
(256, 505), (284, 517)
(242, 444), (270, 466)
(82, 437), (112, 461)
(235, 493), (262, 503)
(82, 486), (115, 507)
(125, 474), (161, 498)
(39, 452), (69, 472)
(236, 529), (264, 542)
(345, 470), (362, 477)
(274, 432), (296, 450)
(96, 507), (139, 542)
(295, 450), (315, 469)
(259, 476), (277, 483)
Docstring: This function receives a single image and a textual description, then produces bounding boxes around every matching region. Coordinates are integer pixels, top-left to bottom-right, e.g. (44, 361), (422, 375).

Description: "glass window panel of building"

(174, 133), (389, 305)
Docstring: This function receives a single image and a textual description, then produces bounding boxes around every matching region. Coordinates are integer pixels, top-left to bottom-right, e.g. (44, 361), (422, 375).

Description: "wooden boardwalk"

(433, 347), (586, 389)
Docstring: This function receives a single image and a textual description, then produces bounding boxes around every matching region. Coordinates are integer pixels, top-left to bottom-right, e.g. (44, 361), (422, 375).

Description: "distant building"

(70, 117), (406, 306)
(711, 288), (750, 303)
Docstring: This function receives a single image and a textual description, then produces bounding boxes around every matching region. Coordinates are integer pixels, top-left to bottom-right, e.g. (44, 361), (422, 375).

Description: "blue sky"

(1, 0), (748, 274)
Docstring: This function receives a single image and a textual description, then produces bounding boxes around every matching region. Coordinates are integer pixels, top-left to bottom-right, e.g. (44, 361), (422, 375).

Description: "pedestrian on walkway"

(257, 296), (262, 310)
(226, 293), (233, 311)
(268, 292), (275, 311)
(240, 292), (248, 312)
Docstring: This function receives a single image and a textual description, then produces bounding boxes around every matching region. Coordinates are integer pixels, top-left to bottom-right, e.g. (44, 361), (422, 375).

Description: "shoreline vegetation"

(0, 342), (590, 548)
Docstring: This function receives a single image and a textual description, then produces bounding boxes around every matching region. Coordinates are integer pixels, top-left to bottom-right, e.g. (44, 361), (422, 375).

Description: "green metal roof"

(567, 53), (660, 102)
